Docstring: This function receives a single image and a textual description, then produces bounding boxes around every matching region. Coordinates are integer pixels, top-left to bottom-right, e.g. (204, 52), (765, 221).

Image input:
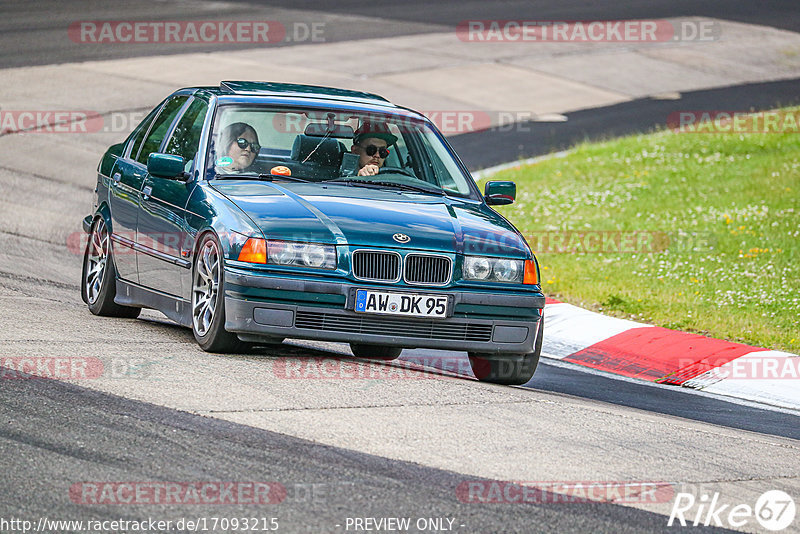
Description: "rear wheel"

(192, 233), (243, 353)
(469, 317), (543, 385)
(350, 343), (402, 360)
(81, 217), (140, 318)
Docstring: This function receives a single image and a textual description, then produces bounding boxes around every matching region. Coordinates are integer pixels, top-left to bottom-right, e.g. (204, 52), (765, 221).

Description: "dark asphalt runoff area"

(530, 361), (800, 441)
(451, 77), (800, 169)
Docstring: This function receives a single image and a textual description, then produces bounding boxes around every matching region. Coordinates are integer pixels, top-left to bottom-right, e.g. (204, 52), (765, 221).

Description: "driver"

(350, 122), (397, 176)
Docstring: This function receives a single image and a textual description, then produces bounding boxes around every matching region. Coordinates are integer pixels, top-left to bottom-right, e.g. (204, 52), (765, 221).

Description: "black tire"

(81, 217), (141, 318)
(191, 233), (243, 353)
(469, 317), (543, 385)
(350, 343), (402, 360)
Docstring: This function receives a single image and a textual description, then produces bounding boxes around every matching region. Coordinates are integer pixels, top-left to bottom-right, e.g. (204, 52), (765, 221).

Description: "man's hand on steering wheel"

(357, 164), (380, 176)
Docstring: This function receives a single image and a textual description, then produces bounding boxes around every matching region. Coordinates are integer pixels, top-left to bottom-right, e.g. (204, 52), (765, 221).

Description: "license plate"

(355, 289), (448, 318)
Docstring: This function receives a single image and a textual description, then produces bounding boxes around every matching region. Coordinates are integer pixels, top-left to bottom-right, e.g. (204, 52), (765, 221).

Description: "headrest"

(291, 134), (343, 167)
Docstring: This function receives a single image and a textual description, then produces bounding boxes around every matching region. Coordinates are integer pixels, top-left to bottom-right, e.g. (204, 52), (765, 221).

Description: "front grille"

(295, 311), (492, 342)
(352, 250), (400, 282)
(404, 254), (452, 285)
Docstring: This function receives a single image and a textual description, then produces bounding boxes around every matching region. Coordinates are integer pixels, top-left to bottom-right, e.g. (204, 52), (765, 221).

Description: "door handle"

(112, 172), (121, 183)
(142, 185), (153, 200)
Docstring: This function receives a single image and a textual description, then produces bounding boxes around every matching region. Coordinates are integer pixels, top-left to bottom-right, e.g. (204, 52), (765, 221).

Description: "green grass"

(483, 115), (800, 353)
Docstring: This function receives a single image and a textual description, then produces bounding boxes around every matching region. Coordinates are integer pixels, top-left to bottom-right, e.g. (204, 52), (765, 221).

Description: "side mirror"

(147, 153), (187, 180)
(484, 181), (516, 206)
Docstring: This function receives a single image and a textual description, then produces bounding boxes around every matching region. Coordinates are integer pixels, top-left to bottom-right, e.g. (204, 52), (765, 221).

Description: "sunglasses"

(360, 144), (390, 158)
(236, 137), (261, 153)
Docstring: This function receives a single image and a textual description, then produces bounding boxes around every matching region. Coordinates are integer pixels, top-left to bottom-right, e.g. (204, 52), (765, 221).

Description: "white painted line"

(544, 302), (651, 359)
(684, 351), (800, 410)
(532, 113), (568, 122)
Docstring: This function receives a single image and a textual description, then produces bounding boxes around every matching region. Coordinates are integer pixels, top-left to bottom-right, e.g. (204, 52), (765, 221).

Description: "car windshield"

(206, 105), (476, 197)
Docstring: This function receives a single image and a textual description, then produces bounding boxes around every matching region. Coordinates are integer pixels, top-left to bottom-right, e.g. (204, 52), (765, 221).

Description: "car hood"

(211, 181), (529, 256)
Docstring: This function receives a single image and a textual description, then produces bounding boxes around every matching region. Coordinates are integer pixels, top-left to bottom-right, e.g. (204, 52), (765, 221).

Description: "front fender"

(185, 183), (266, 262)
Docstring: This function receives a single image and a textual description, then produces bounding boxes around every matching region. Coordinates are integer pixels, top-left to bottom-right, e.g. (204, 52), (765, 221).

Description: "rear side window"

(164, 98), (209, 166)
(127, 107), (159, 160)
(135, 96), (188, 165)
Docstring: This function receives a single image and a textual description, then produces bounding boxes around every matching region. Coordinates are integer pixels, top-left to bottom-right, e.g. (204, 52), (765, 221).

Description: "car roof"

(187, 82), (430, 126)
(189, 81), (394, 107)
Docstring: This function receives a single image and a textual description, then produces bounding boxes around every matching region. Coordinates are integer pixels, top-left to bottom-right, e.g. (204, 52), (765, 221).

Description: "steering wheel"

(378, 166), (418, 179)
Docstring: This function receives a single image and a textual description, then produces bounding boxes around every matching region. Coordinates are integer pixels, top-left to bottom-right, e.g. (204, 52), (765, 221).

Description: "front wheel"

(192, 233), (243, 353)
(469, 317), (543, 385)
(81, 217), (140, 318)
(350, 343), (402, 360)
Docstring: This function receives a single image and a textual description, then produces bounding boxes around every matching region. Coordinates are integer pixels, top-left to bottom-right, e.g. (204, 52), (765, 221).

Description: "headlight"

(268, 241), (299, 264)
(301, 244), (329, 268)
(493, 258), (521, 282)
(267, 241), (336, 269)
(463, 256), (491, 280)
(238, 239), (336, 269)
(463, 256), (524, 283)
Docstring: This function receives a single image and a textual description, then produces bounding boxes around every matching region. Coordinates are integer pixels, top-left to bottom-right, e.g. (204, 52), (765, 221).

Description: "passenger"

(350, 122), (397, 176)
(217, 122), (261, 172)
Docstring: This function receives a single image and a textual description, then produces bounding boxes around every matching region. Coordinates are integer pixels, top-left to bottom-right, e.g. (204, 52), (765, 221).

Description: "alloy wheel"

(84, 219), (109, 305)
(192, 239), (221, 337)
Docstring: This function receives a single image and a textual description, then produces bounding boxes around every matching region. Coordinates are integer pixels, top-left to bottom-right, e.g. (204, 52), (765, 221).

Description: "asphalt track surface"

(1, 371), (731, 534)
(2, 1), (800, 533)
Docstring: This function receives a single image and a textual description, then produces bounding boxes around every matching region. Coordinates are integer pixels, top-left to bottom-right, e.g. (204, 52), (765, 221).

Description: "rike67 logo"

(669, 489), (795, 531)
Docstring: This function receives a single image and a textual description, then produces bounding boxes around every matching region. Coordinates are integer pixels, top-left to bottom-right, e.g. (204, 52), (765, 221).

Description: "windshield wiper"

(326, 178), (444, 195)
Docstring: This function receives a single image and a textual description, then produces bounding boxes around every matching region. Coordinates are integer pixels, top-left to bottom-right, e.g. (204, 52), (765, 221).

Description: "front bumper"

(223, 269), (544, 354)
